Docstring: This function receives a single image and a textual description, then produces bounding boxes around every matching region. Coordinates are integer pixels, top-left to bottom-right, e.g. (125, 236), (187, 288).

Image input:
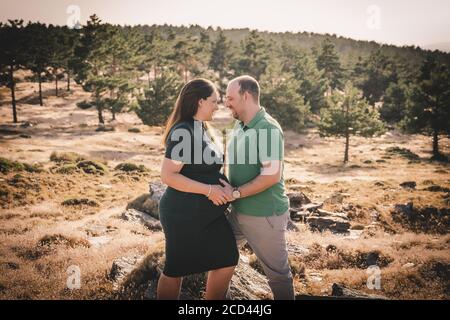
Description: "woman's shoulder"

(167, 120), (194, 141)
(171, 120), (194, 131)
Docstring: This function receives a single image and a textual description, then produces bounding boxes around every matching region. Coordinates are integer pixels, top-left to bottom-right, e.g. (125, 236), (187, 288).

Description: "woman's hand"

(219, 179), (235, 202)
(207, 185), (229, 206)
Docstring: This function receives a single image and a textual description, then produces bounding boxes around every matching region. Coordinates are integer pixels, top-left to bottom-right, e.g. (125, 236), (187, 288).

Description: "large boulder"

(287, 192), (311, 210)
(306, 215), (350, 233)
(331, 283), (387, 300)
(121, 209), (162, 231)
(110, 251), (273, 300)
(126, 182), (166, 219)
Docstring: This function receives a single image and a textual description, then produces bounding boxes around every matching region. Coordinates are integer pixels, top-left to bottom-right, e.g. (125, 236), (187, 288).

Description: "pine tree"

(260, 63), (310, 131)
(47, 25), (68, 97)
(0, 20), (26, 123)
(291, 52), (327, 114)
(401, 55), (450, 160)
(209, 30), (233, 99)
(25, 22), (52, 106)
(353, 49), (397, 106)
(232, 30), (270, 80)
(318, 82), (385, 163)
(314, 38), (342, 92)
(380, 82), (408, 123)
(73, 15), (111, 124)
(135, 71), (182, 126)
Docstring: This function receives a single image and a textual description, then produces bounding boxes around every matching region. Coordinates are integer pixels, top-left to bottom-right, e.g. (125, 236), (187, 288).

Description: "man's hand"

(219, 178), (235, 202)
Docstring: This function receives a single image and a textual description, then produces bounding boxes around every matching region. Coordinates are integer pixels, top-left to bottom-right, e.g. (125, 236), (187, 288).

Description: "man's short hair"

(234, 75), (260, 103)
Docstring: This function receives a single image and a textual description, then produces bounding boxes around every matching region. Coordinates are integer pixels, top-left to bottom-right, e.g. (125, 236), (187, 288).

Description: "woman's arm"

(161, 157), (229, 206)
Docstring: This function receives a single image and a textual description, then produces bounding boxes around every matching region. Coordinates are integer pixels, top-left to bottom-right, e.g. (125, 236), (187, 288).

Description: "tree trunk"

(55, 71), (58, 96)
(67, 71), (70, 91)
(344, 99), (350, 163)
(112, 111), (116, 121)
(148, 71), (151, 87)
(432, 128), (439, 158)
(38, 73), (43, 106)
(344, 132), (349, 163)
(9, 64), (18, 123)
(98, 107), (104, 124)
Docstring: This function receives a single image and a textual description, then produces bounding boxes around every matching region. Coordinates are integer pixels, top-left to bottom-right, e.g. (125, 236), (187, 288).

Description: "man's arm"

(220, 160), (282, 199)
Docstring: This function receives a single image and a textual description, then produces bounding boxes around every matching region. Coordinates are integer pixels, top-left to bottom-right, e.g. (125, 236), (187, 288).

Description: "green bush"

(76, 101), (92, 110)
(0, 158), (24, 174)
(128, 127), (141, 133)
(61, 198), (99, 207)
(77, 160), (108, 175)
(115, 162), (148, 173)
(95, 126), (115, 132)
(50, 152), (85, 164)
(0, 158), (43, 174)
(55, 163), (78, 174)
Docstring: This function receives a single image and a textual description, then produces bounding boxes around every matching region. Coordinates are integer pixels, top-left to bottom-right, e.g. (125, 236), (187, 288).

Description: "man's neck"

(242, 104), (261, 125)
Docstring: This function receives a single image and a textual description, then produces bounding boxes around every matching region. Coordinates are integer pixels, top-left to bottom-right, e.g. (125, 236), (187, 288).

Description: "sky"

(1, 0), (449, 48)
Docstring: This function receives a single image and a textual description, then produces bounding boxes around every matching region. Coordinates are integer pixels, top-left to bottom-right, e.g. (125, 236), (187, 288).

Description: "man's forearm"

(238, 174), (279, 198)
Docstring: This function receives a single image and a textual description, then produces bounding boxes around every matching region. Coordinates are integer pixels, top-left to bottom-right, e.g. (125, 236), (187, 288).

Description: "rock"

(126, 182), (166, 219)
(287, 219), (299, 231)
(287, 192), (311, 209)
(324, 192), (350, 204)
(423, 185), (450, 193)
(392, 202), (449, 234)
(393, 202), (415, 219)
(402, 262), (415, 269)
(228, 256), (273, 300)
(374, 181), (385, 187)
(121, 209), (162, 231)
(113, 253), (272, 300)
(316, 209), (349, 220)
(331, 283), (386, 299)
(306, 216), (350, 233)
(290, 210), (311, 223)
(399, 181), (416, 189)
(20, 121), (33, 128)
(109, 255), (143, 288)
(287, 243), (310, 256)
(343, 229), (363, 240)
(87, 235), (112, 247)
(308, 272), (323, 282)
(300, 202), (323, 212)
(98, 184), (112, 189)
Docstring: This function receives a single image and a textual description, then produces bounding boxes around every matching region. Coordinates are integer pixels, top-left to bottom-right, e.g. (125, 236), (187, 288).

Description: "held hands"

(206, 179), (236, 206)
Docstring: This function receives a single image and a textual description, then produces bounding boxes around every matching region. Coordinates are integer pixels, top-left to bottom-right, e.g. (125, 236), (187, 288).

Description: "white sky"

(1, 0), (449, 47)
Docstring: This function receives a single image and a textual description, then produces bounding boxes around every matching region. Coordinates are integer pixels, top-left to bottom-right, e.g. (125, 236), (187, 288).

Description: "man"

(219, 75), (294, 300)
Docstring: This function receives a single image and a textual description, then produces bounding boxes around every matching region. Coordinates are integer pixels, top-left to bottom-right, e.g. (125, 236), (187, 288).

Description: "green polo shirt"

(228, 107), (290, 216)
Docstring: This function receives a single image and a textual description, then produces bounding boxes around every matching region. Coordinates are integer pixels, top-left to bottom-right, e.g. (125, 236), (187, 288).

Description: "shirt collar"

(239, 107), (265, 131)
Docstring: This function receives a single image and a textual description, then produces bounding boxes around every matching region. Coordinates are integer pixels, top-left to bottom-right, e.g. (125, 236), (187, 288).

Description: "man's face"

(225, 81), (244, 120)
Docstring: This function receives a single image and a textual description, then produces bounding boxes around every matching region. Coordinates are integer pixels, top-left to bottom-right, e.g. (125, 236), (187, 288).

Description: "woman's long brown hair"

(162, 78), (218, 145)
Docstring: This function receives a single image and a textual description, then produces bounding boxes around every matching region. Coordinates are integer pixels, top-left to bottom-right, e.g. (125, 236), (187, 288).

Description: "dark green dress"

(159, 119), (239, 277)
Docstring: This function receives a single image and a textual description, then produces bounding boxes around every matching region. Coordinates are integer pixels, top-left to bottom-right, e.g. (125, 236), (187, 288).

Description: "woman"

(157, 78), (239, 300)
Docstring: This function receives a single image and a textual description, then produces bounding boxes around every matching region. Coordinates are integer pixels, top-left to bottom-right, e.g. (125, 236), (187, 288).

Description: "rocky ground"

(0, 79), (449, 300)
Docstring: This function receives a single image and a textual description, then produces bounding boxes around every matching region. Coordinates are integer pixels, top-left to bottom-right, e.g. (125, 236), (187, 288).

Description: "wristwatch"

(232, 187), (241, 199)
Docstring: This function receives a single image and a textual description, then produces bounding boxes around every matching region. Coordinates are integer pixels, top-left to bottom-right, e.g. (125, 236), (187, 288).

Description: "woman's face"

(196, 91), (219, 121)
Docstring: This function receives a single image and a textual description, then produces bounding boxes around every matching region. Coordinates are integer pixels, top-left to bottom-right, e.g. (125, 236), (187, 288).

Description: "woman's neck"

(193, 115), (204, 122)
